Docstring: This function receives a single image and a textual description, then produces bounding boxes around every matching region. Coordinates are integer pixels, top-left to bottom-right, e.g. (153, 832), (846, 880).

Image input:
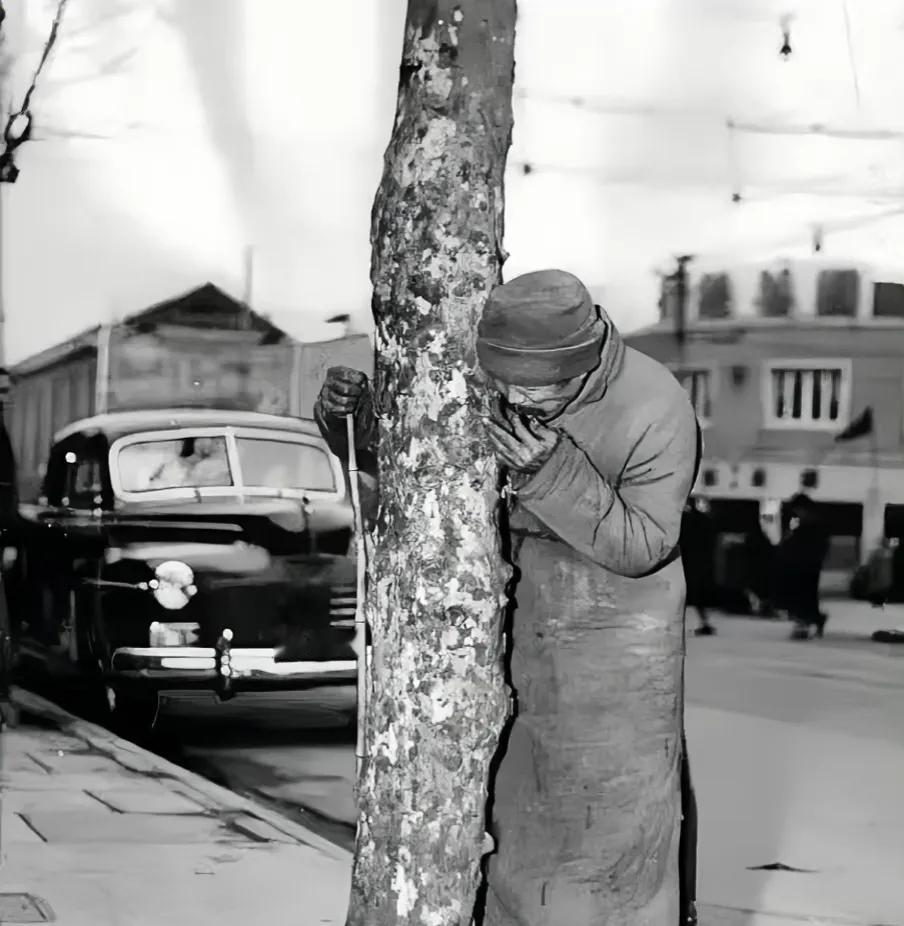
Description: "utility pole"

(673, 254), (693, 352)
(240, 244), (254, 330)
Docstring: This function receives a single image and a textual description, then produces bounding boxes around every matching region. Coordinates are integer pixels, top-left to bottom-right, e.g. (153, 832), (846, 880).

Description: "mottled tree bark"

(345, 3), (516, 926)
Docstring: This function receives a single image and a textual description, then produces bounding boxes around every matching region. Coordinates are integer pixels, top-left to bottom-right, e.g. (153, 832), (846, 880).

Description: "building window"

(816, 269), (859, 317)
(756, 268), (795, 317)
(872, 281), (904, 319)
(698, 273), (732, 319)
(674, 368), (713, 422)
(764, 360), (850, 429)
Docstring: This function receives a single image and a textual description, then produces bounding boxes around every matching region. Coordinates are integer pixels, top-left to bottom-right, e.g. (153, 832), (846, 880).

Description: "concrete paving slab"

(0, 753), (54, 777)
(1, 788), (112, 815)
(86, 787), (208, 815)
(0, 729), (85, 753)
(0, 843), (350, 926)
(27, 749), (124, 776)
(0, 771), (141, 792)
(2, 811), (46, 844)
(19, 810), (246, 846)
(0, 892), (53, 924)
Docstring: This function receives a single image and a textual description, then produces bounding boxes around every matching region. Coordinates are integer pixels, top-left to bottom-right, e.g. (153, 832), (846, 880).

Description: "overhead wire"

(841, 0), (862, 110)
(512, 8), (899, 271)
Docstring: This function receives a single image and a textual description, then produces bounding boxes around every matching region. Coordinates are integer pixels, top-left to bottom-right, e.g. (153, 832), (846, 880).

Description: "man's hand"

(313, 367), (377, 455)
(316, 367), (370, 420)
(485, 403), (560, 474)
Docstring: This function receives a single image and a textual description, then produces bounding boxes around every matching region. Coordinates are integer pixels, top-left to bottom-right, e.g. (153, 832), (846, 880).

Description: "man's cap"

(477, 269), (606, 386)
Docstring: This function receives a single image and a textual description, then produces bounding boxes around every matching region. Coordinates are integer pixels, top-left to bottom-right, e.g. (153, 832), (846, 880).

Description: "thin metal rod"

(347, 414), (368, 777)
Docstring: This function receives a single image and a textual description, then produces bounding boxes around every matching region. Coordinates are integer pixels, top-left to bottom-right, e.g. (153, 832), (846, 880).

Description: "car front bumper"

(109, 646), (356, 692)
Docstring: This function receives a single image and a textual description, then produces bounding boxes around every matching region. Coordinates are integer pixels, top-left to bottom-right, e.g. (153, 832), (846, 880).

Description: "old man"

(315, 269), (701, 926)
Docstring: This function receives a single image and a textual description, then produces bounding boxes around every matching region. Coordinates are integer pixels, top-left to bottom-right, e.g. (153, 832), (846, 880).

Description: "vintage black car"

(6, 408), (358, 728)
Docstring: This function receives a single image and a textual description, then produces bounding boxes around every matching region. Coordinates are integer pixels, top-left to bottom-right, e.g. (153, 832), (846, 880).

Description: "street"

(144, 600), (904, 924)
(155, 686), (358, 850)
(20, 599), (904, 922)
(684, 607), (904, 924)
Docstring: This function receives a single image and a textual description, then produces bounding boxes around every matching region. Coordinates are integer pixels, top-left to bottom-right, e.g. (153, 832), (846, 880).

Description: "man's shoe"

(694, 625), (716, 637)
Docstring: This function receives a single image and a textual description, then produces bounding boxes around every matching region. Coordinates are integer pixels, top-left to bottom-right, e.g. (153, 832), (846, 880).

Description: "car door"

(18, 440), (70, 649)
(53, 435), (112, 663)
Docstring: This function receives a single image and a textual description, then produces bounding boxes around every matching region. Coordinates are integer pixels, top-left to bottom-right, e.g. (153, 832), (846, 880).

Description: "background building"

(626, 255), (904, 593)
(5, 283), (373, 500)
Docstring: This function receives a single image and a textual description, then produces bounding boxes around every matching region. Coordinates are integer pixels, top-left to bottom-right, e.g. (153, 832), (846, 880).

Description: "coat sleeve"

(514, 394), (699, 577)
(313, 401), (380, 525)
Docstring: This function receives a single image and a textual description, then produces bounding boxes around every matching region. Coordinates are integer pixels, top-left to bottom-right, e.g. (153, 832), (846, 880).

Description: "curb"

(9, 686), (353, 864)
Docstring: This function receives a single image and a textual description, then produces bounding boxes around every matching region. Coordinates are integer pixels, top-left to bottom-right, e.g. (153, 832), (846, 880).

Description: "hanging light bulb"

(779, 14), (794, 59)
(812, 225), (824, 253)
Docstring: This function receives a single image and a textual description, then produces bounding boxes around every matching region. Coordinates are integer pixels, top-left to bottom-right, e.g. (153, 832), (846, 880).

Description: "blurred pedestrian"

(743, 523), (777, 617)
(865, 538), (895, 608)
(778, 493), (829, 639)
(681, 497), (717, 636)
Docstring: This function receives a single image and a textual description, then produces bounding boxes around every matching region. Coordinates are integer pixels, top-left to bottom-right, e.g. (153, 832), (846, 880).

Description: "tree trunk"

(345, 3), (516, 926)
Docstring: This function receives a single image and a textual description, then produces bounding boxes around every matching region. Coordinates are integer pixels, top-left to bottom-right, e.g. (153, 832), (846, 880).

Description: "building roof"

(55, 408), (322, 445)
(12, 283), (289, 377)
(123, 282), (284, 338)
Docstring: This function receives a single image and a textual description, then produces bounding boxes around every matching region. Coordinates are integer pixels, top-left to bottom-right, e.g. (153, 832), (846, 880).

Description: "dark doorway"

(706, 498), (763, 612)
(882, 505), (904, 601)
(781, 500), (863, 573)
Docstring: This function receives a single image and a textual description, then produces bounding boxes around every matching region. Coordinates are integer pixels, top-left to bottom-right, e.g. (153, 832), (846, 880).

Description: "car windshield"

(118, 436), (234, 492)
(235, 437), (335, 492)
(116, 433), (335, 494)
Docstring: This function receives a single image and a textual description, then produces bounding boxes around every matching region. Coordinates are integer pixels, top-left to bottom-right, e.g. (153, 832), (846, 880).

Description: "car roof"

(54, 408), (324, 445)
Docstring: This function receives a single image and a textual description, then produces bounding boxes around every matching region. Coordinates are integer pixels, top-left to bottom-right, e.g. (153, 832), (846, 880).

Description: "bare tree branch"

(1, 0), (72, 182)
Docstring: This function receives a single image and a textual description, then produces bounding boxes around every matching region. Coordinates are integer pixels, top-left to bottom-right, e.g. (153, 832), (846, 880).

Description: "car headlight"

(152, 560), (197, 610)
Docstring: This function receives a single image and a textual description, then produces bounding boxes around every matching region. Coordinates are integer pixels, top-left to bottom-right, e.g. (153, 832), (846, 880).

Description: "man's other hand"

(485, 404), (560, 473)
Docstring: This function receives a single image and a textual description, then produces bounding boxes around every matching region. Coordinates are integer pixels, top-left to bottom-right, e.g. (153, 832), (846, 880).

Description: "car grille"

(329, 582), (357, 629)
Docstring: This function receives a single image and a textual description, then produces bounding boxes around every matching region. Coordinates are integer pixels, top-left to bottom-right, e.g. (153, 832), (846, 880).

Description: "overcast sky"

(4, 0), (904, 363)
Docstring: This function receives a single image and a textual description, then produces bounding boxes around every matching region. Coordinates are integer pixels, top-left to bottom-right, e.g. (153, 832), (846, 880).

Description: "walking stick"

(346, 414), (368, 778)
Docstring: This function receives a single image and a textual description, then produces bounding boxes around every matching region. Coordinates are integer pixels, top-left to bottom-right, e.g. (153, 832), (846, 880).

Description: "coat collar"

(559, 310), (625, 417)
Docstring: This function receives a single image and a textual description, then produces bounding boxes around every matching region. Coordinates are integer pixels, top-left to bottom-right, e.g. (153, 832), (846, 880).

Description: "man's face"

(490, 376), (585, 421)
(193, 437), (216, 459)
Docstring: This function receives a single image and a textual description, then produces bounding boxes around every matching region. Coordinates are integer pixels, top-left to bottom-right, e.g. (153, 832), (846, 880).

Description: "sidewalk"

(0, 688), (351, 926)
